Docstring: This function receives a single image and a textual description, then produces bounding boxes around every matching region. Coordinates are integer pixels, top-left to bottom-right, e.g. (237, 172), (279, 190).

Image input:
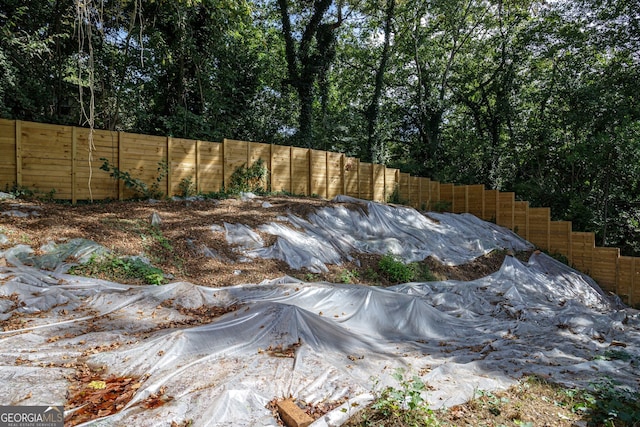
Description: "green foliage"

(178, 176), (196, 198)
(70, 253), (165, 286)
(354, 368), (439, 426)
(5, 184), (35, 199)
(430, 200), (451, 213)
(100, 158), (168, 200)
(378, 254), (436, 284)
(379, 253), (415, 283)
(227, 159), (269, 194)
(387, 184), (407, 205)
(339, 269), (359, 284)
(579, 379), (640, 427)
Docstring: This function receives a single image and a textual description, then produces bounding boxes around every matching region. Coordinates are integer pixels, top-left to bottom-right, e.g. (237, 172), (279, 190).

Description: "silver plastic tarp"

(1, 196), (639, 427)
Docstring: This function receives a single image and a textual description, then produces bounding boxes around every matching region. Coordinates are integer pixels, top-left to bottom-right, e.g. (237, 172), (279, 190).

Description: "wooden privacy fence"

(1, 118), (639, 306)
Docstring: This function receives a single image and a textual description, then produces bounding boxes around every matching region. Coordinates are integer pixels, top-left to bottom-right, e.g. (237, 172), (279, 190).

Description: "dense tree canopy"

(1, 0), (639, 254)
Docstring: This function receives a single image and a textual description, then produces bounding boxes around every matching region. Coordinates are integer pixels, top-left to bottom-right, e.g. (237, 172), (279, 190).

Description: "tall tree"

(364, 0), (395, 164)
(277, 0), (342, 147)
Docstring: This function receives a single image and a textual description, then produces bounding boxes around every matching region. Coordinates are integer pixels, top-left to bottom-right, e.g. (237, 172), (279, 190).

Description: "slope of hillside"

(1, 193), (639, 426)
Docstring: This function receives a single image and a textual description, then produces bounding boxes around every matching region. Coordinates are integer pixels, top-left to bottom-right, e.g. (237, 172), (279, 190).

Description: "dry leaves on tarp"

(64, 363), (148, 426)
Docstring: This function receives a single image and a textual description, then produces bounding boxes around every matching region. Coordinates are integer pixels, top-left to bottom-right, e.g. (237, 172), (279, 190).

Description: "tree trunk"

(366, 0), (395, 164)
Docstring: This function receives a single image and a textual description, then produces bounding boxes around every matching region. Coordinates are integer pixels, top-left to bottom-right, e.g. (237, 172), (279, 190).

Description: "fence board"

(198, 142), (223, 193)
(359, 162), (373, 201)
(223, 139), (249, 190)
(549, 221), (572, 262)
(497, 192), (515, 229)
(344, 157), (359, 198)
(528, 207), (550, 250)
(453, 185), (468, 213)
(74, 128), (119, 200)
(572, 232), (595, 274)
(439, 183), (454, 211)
(484, 190), (498, 222)
(0, 119), (16, 187)
(513, 201), (529, 240)
(327, 152), (343, 199)
(373, 164), (386, 202)
(310, 149), (327, 198)
(429, 180), (440, 210)
(591, 247), (619, 293)
(617, 257), (636, 306)
(385, 168), (398, 202)
(291, 147), (310, 195)
(248, 142), (271, 192)
(410, 176), (421, 208)
(271, 145), (291, 193)
(467, 185), (484, 219)
(398, 173), (410, 204)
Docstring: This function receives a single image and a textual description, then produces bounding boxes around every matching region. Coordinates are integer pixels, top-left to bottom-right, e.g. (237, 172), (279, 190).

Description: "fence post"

(117, 131), (124, 200)
(71, 126), (77, 204)
(195, 140), (201, 193)
(166, 136), (172, 196)
(15, 120), (22, 188)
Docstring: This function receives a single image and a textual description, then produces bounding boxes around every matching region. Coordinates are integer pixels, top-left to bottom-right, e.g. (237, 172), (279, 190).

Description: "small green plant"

(387, 184), (408, 205)
(475, 389), (510, 416)
(353, 368), (439, 426)
(100, 158), (168, 199)
(339, 269), (359, 284)
(580, 378), (640, 426)
(363, 267), (380, 283)
(430, 200), (451, 212)
(6, 183), (35, 199)
(227, 159), (269, 194)
(303, 273), (319, 282)
(178, 176), (196, 198)
(378, 253), (416, 283)
(70, 253), (166, 285)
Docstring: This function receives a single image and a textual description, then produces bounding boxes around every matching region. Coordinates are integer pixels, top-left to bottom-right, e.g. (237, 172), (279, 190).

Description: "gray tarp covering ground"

(1, 196), (639, 426)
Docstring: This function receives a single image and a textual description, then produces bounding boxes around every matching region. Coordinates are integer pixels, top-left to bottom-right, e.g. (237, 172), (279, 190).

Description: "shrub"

(346, 368), (440, 426)
(100, 158), (168, 199)
(227, 159), (269, 194)
(378, 253), (416, 283)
